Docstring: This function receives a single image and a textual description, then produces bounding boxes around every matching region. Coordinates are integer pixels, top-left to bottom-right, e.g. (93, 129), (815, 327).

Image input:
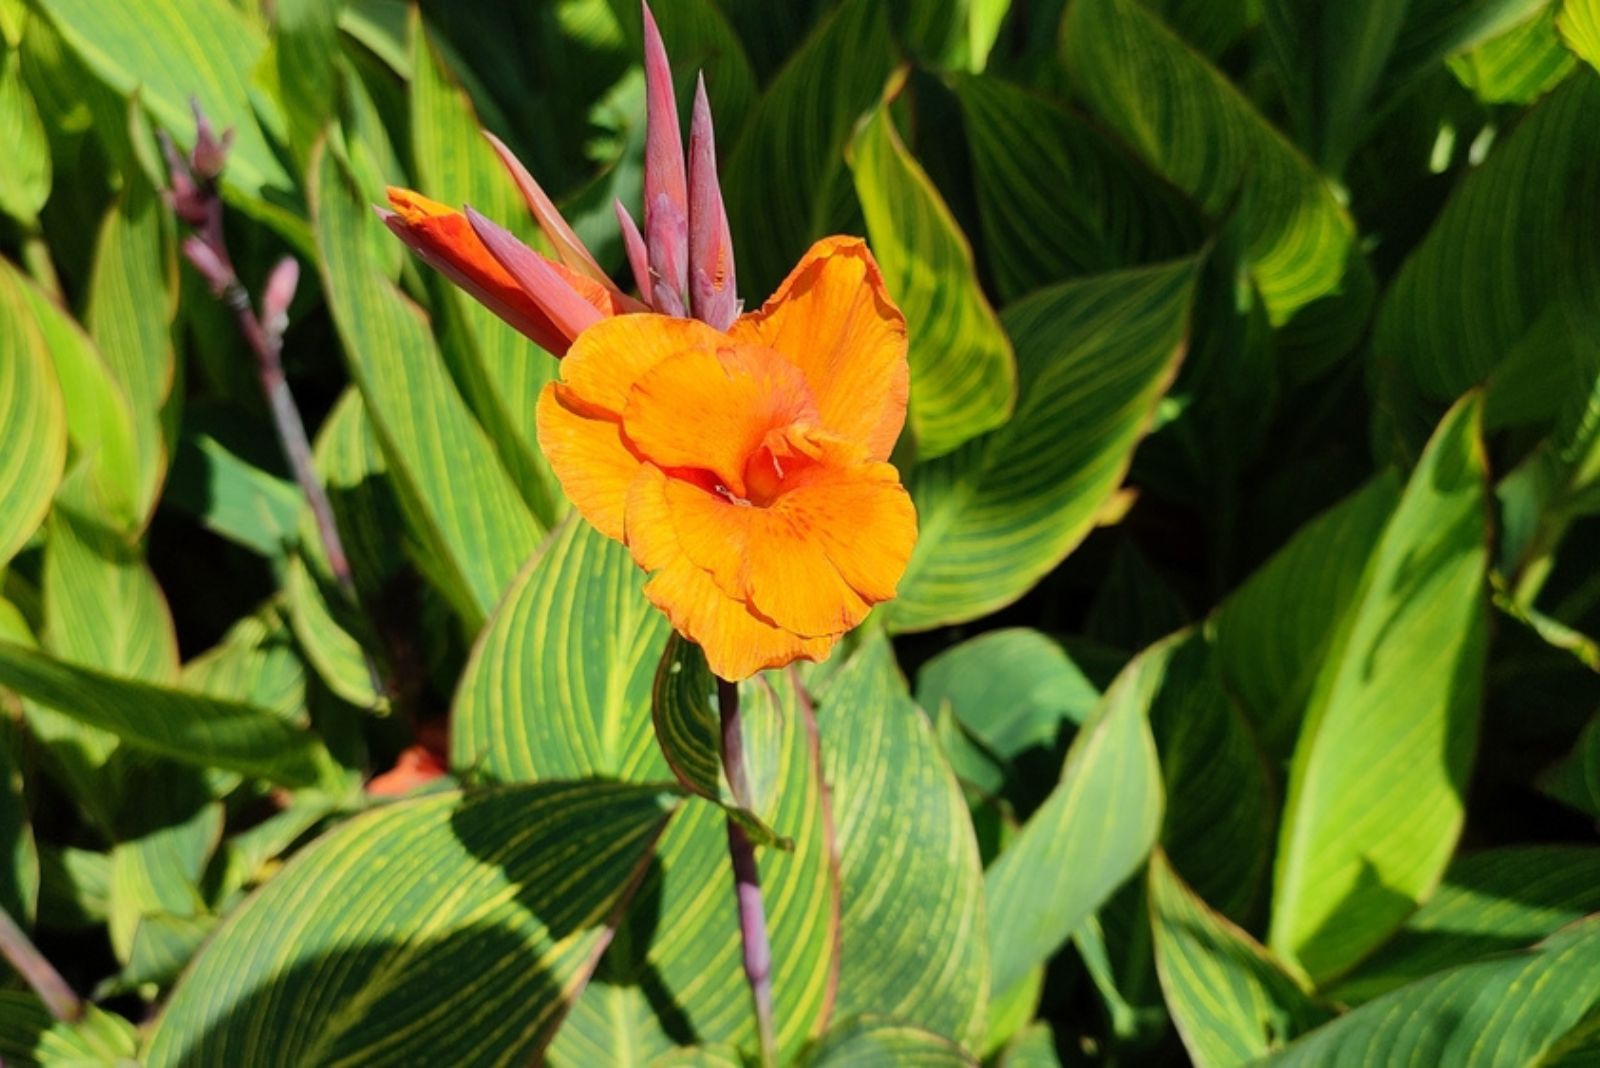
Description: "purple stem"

(718, 676), (778, 1066)
(0, 906), (80, 1022)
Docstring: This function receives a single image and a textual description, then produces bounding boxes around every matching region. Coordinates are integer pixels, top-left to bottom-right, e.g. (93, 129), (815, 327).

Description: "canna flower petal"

(483, 129), (620, 296)
(728, 237), (909, 461)
(383, 188), (624, 355)
(641, 0), (690, 312)
(535, 240), (917, 679)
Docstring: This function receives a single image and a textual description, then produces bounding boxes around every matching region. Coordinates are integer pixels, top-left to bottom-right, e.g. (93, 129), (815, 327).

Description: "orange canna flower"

(537, 237), (917, 680)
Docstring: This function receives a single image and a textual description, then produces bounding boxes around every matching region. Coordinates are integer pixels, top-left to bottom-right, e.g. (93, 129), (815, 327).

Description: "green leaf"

(548, 671), (838, 1065)
(0, 640), (332, 788)
(1449, 6), (1576, 103)
(0, 992), (137, 1067)
(273, 0), (340, 170)
(35, 0), (301, 235)
(1376, 71), (1600, 459)
(84, 174), (177, 528)
(1562, 0), (1600, 70)
(1148, 633), (1272, 924)
(723, 0), (898, 298)
(310, 141), (542, 629)
(1540, 712), (1600, 818)
(0, 715), (37, 925)
(806, 1015), (978, 1066)
(648, 635), (791, 848)
(0, 270), (65, 569)
(36, 845), (108, 930)
(181, 606), (308, 721)
(106, 766), (220, 964)
(1331, 845), (1600, 1004)
(1149, 850), (1330, 1068)
(453, 518), (671, 783)
(994, 1023), (1061, 1068)
(916, 627), (1098, 761)
(968, 0), (1011, 71)
(410, 15), (565, 526)
(0, 259), (140, 534)
(984, 633), (1171, 1000)
(1269, 395), (1489, 985)
(0, 33), (49, 225)
(143, 782), (674, 1066)
(848, 98), (1015, 459)
(1210, 473), (1401, 764)
(1064, 0), (1359, 325)
(952, 73), (1200, 303)
(164, 429), (302, 562)
(817, 634), (988, 1048)
(1269, 915), (1600, 1065)
(887, 258), (1196, 632)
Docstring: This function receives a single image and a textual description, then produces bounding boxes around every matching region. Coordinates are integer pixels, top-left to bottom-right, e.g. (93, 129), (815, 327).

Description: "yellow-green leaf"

(849, 99), (1015, 459)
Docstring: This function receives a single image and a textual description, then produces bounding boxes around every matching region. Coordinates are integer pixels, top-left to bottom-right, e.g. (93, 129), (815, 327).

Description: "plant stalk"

(718, 676), (777, 1067)
(0, 906), (80, 1022)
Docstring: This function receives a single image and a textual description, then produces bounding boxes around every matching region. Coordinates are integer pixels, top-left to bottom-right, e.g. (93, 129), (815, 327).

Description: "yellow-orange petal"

(621, 346), (817, 497)
(728, 236), (909, 460)
(535, 383), (641, 542)
(626, 465), (836, 679)
(770, 455), (918, 606)
(558, 313), (729, 414)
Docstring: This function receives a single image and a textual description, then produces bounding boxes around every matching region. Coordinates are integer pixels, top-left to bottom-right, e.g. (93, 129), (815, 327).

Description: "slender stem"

(718, 676), (777, 1067)
(210, 268), (386, 703)
(0, 906), (80, 1022)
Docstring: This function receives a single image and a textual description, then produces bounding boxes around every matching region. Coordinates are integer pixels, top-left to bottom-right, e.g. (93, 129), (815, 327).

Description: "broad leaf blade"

(1270, 395), (1489, 984)
(142, 782), (675, 1066)
(887, 258), (1196, 632)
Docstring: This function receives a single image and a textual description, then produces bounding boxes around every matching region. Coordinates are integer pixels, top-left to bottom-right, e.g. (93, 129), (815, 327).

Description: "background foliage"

(1, 0), (1598, 1063)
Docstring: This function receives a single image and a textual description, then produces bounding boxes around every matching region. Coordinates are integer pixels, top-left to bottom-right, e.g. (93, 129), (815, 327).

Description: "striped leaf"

(886, 258), (1197, 632)
(1374, 71), (1600, 459)
(1268, 915), (1600, 1065)
(1209, 473), (1401, 764)
(453, 518), (671, 784)
(1064, 0), (1358, 325)
(0, 33), (49, 225)
(723, 0), (897, 298)
(0, 640), (331, 788)
(182, 606), (308, 722)
(1148, 850), (1330, 1068)
(0, 713), (37, 925)
(142, 782), (675, 1066)
(84, 175), (177, 529)
(1264, 0), (1549, 168)
(952, 73), (1201, 304)
(1540, 712), (1600, 817)
(106, 766), (220, 964)
(0, 272), (64, 569)
(272, 0), (339, 170)
(1562, 0), (1600, 70)
(410, 16), (565, 526)
(549, 668), (839, 1064)
(284, 389), (400, 712)
(0, 993), (138, 1067)
(1148, 633), (1273, 925)
(649, 635), (791, 847)
(1269, 395), (1489, 985)
(1449, 5), (1576, 102)
(0, 260), (140, 534)
(817, 635), (987, 1048)
(984, 633), (1171, 1001)
(806, 1015), (978, 1066)
(310, 142), (542, 629)
(848, 99), (1015, 459)
(34, 0), (301, 236)
(164, 429), (301, 562)
(1331, 845), (1600, 1004)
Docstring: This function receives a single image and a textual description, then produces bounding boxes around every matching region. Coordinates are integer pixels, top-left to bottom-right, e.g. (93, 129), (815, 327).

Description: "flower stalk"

(718, 676), (778, 1067)
(162, 101), (385, 705)
(0, 905), (80, 1022)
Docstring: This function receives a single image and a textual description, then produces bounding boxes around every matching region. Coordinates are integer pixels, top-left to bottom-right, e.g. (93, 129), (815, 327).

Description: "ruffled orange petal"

(557, 314), (728, 414)
(535, 383), (641, 541)
(728, 237), (909, 460)
(626, 465), (835, 679)
(621, 346), (817, 497)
